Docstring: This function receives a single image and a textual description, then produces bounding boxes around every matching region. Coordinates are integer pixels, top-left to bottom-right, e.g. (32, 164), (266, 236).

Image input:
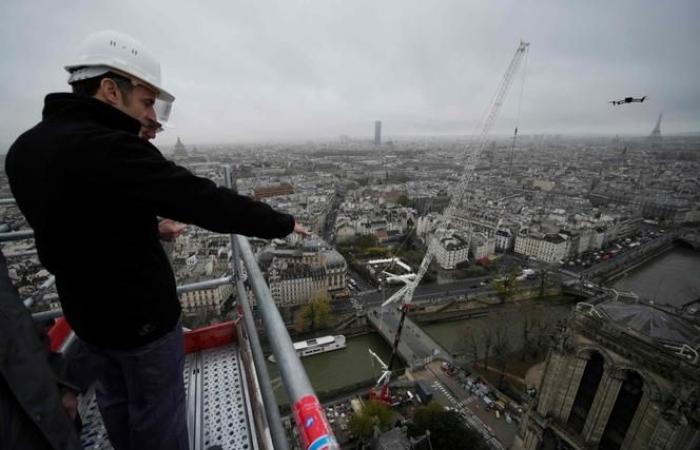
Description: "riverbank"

(603, 241), (676, 283)
(410, 295), (579, 325)
(264, 296), (578, 407)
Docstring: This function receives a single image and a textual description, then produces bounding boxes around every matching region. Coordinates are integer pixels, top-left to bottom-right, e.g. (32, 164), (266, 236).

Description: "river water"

(267, 332), (394, 406)
(267, 300), (574, 405)
(612, 246), (700, 307)
(271, 246), (700, 405)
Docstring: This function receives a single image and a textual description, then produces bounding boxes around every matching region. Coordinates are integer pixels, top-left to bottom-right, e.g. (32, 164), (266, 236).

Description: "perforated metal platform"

(78, 343), (256, 450)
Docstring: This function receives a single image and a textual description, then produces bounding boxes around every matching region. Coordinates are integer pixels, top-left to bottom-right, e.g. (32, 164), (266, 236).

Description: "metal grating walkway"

(78, 343), (256, 450)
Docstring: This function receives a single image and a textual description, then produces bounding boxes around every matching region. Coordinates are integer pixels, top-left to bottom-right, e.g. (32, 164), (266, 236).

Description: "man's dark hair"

(70, 71), (134, 98)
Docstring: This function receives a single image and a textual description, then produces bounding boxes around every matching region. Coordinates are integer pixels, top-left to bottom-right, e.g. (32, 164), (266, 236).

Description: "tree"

(539, 269), (547, 298)
(481, 327), (493, 371)
(362, 400), (393, 428)
(531, 319), (551, 358)
(492, 319), (510, 389)
(458, 324), (479, 369)
(293, 308), (308, 334)
(293, 290), (333, 333)
(354, 234), (379, 249)
(408, 403), (489, 450)
(396, 194), (411, 207)
(348, 413), (374, 440)
(348, 400), (393, 440)
(521, 309), (541, 360)
(491, 269), (520, 303)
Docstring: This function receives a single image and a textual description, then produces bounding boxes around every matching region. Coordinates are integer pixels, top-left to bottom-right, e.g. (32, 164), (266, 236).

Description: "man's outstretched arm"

(72, 134), (301, 239)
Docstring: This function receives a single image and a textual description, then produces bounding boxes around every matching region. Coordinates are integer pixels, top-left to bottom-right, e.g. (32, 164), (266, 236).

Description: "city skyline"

(1, 0), (699, 149)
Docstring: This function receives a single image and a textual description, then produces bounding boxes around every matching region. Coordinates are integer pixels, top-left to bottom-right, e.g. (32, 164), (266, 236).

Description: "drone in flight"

(609, 96), (647, 106)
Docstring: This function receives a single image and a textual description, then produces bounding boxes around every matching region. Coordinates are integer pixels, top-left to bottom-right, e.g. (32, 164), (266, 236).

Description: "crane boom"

(383, 41), (529, 310)
(371, 41), (530, 405)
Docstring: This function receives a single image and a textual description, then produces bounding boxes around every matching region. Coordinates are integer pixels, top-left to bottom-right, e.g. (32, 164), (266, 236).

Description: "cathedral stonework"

(517, 300), (700, 450)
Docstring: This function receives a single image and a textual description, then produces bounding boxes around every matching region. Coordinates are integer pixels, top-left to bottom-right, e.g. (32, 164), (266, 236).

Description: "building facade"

(470, 231), (496, 260)
(429, 232), (470, 269)
(179, 283), (234, 313)
(514, 232), (568, 264)
(264, 245), (348, 307)
(253, 183), (295, 199)
(496, 228), (514, 252)
(518, 301), (700, 450)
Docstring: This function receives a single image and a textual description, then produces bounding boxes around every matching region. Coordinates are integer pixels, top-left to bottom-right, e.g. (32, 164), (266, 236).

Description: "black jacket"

(0, 251), (82, 450)
(5, 93), (294, 349)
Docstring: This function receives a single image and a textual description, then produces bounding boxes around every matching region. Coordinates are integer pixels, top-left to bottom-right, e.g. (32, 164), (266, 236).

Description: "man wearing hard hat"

(6, 30), (309, 450)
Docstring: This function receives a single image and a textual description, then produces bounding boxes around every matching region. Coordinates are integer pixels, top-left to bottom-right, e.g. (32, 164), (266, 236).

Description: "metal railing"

(0, 229), (35, 242)
(2, 193), (338, 450)
(221, 167), (337, 450)
(221, 167), (291, 450)
(30, 276), (233, 322)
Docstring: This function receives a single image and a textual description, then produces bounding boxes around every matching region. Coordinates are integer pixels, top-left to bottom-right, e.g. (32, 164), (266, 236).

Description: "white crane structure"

(368, 348), (392, 401)
(382, 40), (530, 310)
(369, 41), (530, 404)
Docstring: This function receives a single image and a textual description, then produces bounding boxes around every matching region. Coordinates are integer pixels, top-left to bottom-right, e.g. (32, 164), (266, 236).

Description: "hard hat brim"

(65, 63), (175, 103)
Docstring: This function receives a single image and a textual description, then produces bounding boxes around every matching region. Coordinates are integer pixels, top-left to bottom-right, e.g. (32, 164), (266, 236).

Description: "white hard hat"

(65, 30), (175, 103)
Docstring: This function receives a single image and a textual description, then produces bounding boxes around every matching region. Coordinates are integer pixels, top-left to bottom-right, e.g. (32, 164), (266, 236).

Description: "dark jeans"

(85, 324), (189, 450)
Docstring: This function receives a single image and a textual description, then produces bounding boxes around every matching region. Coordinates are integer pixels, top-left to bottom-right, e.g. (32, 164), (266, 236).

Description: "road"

(334, 277), (541, 314)
(410, 361), (516, 449)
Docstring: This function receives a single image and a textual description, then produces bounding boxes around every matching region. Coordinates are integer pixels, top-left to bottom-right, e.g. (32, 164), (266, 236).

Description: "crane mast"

(371, 41), (530, 404)
(382, 40), (529, 310)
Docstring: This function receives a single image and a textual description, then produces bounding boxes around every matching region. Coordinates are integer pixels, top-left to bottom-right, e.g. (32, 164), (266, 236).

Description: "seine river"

(267, 332), (394, 406)
(267, 300), (574, 405)
(269, 246), (700, 405)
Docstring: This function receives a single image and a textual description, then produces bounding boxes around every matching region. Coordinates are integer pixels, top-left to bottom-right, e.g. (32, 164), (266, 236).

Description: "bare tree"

(481, 328), (493, 371)
(459, 324), (480, 368)
(521, 310), (540, 361)
(493, 321), (510, 389)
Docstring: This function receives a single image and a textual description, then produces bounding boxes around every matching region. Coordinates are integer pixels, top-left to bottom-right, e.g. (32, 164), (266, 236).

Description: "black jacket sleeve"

(69, 132), (295, 239)
(0, 251), (83, 450)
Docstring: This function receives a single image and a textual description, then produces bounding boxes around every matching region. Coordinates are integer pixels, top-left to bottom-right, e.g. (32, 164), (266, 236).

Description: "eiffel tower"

(647, 113), (663, 150)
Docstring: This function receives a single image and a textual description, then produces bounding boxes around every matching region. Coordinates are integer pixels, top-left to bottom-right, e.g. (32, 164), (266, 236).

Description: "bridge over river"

(366, 306), (453, 369)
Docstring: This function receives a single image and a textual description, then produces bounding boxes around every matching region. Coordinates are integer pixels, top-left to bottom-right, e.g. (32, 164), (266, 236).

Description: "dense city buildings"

(3, 134), (700, 312)
(262, 238), (348, 307)
(2, 134), (699, 450)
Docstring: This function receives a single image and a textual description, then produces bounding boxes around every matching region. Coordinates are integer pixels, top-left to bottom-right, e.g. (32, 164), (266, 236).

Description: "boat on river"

(268, 335), (346, 362)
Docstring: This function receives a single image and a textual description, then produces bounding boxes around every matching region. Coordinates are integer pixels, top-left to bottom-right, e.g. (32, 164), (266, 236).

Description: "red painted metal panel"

(47, 317), (72, 352)
(183, 320), (237, 354)
(293, 394), (337, 450)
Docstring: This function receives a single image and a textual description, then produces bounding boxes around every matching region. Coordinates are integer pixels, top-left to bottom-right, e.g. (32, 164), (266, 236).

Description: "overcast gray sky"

(1, 0), (699, 147)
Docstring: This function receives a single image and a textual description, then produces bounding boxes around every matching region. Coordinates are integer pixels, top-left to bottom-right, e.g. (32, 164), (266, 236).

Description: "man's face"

(118, 84), (158, 126)
(96, 78), (162, 140)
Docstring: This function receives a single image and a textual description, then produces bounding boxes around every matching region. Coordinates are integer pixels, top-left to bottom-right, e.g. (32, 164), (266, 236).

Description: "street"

(409, 361), (517, 449)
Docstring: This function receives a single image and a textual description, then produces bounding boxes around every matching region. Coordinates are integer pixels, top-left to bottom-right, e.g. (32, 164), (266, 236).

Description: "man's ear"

(97, 78), (122, 106)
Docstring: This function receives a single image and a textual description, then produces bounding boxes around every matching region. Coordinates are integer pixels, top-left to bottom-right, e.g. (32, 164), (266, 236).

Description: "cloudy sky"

(1, 0), (698, 147)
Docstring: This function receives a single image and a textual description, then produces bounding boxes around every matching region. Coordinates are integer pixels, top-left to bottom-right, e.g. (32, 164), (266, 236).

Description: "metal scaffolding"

(1, 193), (338, 450)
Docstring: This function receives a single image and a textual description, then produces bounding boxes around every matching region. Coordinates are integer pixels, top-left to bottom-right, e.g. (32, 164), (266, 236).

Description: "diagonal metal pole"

(223, 166), (290, 450)
(235, 236), (338, 450)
